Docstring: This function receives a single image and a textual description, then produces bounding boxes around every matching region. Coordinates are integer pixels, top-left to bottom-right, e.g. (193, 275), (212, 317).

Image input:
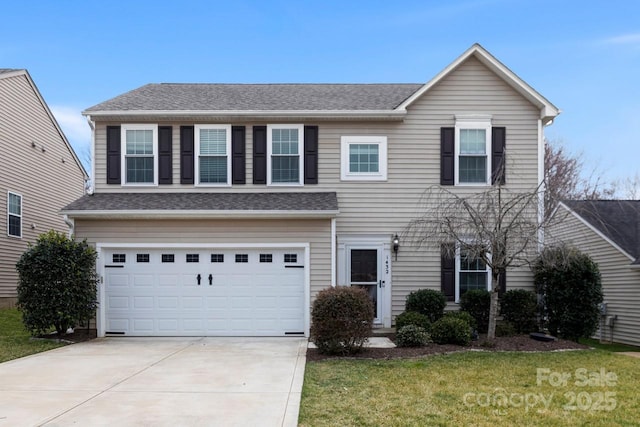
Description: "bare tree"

(404, 181), (548, 340)
(616, 172), (640, 199)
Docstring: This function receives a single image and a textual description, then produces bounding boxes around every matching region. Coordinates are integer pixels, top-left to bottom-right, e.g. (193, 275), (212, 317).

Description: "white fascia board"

(62, 209), (339, 219)
(397, 44), (560, 123)
(557, 202), (635, 262)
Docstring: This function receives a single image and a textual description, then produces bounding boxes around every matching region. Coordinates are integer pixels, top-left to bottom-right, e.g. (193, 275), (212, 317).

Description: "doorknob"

(208, 274), (213, 286)
(379, 280), (385, 288)
(197, 274), (201, 285)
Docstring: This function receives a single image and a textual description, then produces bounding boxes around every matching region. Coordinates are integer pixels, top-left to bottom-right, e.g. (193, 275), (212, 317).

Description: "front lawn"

(0, 308), (63, 363)
(300, 350), (640, 426)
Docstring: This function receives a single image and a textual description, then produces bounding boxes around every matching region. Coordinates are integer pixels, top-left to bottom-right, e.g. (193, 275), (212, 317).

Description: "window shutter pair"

(253, 125), (319, 185)
(179, 126), (246, 184)
(440, 127), (506, 186)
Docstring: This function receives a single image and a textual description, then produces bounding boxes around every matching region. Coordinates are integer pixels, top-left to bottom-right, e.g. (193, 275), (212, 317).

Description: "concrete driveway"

(0, 337), (307, 426)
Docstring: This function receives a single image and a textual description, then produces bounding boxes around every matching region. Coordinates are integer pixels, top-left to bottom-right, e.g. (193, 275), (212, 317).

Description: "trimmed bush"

(495, 321), (517, 337)
(16, 230), (98, 336)
(430, 316), (471, 346)
(533, 245), (603, 341)
(310, 286), (374, 355)
(395, 311), (431, 332)
(459, 290), (491, 333)
(443, 310), (477, 331)
(396, 325), (431, 348)
(405, 289), (447, 322)
(500, 289), (538, 333)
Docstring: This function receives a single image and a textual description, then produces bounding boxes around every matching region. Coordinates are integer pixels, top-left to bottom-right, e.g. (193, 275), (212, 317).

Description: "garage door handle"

(197, 274), (201, 286)
(208, 274), (213, 286)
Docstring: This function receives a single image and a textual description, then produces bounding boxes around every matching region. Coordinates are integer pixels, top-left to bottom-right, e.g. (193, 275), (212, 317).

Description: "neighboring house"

(547, 200), (640, 346)
(0, 69), (88, 307)
(62, 44), (559, 337)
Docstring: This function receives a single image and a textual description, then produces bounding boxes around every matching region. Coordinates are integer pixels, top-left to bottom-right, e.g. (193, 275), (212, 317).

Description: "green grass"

(0, 308), (64, 363)
(579, 337), (640, 353)
(300, 350), (640, 426)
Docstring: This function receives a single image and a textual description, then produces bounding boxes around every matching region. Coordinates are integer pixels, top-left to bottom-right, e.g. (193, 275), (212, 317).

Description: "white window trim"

(7, 191), (22, 239)
(454, 115), (492, 186)
(340, 136), (388, 181)
(194, 124), (232, 187)
(454, 244), (492, 303)
(121, 124), (158, 186)
(267, 124), (304, 186)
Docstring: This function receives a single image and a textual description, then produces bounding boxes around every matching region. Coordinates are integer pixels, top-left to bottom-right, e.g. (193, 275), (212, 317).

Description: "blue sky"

(2, 1), (639, 184)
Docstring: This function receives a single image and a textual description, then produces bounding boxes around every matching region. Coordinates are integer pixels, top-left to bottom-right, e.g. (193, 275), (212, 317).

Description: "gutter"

(61, 209), (340, 220)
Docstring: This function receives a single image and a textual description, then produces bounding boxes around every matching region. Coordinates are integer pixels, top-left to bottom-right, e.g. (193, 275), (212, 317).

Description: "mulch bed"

(306, 334), (590, 362)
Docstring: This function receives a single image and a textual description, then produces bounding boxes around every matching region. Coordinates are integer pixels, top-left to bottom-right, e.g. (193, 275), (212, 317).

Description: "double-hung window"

(268, 124), (303, 185)
(340, 136), (388, 181)
(456, 246), (491, 301)
(7, 192), (22, 238)
(455, 117), (491, 185)
(122, 125), (157, 185)
(195, 125), (231, 185)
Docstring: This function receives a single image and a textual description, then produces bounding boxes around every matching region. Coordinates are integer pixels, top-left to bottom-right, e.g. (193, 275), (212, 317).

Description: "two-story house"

(0, 69), (88, 307)
(62, 44), (559, 337)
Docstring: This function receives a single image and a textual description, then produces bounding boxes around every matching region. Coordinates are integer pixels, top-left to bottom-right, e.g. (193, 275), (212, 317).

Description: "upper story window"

(455, 116), (491, 185)
(267, 124), (304, 185)
(7, 192), (22, 238)
(195, 125), (231, 185)
(122, 124), (158, 185)
(456, 246), (491, 302)
(340, 136), (388, 181)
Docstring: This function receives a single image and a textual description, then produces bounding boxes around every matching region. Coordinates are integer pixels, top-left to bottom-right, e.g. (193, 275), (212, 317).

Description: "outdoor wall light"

(392, 234), (400, 261)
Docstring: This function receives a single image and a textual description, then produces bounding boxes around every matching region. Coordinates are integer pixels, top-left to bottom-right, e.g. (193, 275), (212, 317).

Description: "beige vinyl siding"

(74, 218), (332, 302)
(0, 73), (86, 301)
(90, 56), (543, 318)
(547, 208), (640, 346)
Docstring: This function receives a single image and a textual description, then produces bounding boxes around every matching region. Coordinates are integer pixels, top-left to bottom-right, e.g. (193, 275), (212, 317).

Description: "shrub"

(395, 311), (431, 332)
(443, 310), (477, 331)
(396, 325), (431, 347)
(310, 286), (374, 355)
(495, 321), (517, 337)
(16, 231), (98, 336)
(405, 289), (447, 322)
(500, 289), (538, 333)
(459, 290), (491, 333)
(430, 316), (471, 346)
(533, 245), (603, 341)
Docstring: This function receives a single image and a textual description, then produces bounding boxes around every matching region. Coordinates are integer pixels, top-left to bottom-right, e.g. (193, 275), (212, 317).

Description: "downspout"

(331, 217), (336, 287)
(63, 214), (74, 239)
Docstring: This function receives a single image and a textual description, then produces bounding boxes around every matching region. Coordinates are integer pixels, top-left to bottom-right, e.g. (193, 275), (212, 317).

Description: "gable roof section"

(62, 192), (339, 219)
(82, 44), (558, 123)
(560, 200), (640, 263)
(397, 43), (560, 124)
(0, 69), (88, 179)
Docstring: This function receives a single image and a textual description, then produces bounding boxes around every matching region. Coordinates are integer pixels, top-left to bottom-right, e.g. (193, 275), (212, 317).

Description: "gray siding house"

(548, 200), (640, 346)
(62, 44), (559, 337)
(0, 69), (88, 307)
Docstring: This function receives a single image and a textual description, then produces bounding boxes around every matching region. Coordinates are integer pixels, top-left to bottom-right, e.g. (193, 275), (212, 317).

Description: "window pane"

(460, 272), (488, 294)
(8, 215), (21, 237)
(199, 156), (227, 183)
(460, 129), (486, 154)
(126, 157), (154, 183)
(8, 193), (21, 215)
(272, 128), (299, 155)
(349, 144), (379, 173)
(459, 156), (486, 183)
(272, 156), (299, 183)
(200, 129), (227, 155)
(126, 130), (153, 154)
(350, 249), (377, 283)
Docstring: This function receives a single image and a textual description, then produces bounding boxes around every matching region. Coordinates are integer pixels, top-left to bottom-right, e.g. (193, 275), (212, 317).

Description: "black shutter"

(253, 126), (267, 184)
(106, 126), (121, 185)
(441, 127), (455, 185)
(180, 126), (194, 184)
(492, 127), (506, 185)
(158, 126), (173, 185)
(304, 125), (318, 184)
(497, 269), (507, 296)
(231, 126), (246, 184)
(441, 243), (456, 302)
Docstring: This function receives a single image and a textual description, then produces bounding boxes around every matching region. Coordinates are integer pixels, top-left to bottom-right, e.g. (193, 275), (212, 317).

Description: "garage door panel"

(108, 296), (130, 309)
(133, 296), (154, 309)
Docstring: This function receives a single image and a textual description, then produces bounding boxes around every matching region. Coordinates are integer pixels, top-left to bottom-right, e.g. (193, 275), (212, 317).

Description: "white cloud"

(601, 33), (640, 46)
(50, 105), (92, 168)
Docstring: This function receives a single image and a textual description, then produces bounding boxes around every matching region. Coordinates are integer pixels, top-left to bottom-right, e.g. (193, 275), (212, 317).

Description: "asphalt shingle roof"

(84, 83), (423, 112)
(63, 192), (338, 213)
(564, 200), (640, 261)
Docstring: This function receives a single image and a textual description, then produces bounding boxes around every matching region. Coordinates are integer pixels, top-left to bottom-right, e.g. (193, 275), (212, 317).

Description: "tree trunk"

(487, 272), (500, 340)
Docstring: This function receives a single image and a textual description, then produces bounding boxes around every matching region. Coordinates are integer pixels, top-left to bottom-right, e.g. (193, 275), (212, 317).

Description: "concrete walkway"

(0, 337), (307, 426)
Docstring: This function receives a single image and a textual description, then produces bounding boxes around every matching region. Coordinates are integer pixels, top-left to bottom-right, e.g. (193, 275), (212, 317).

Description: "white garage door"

(103, 248), (305, 336)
